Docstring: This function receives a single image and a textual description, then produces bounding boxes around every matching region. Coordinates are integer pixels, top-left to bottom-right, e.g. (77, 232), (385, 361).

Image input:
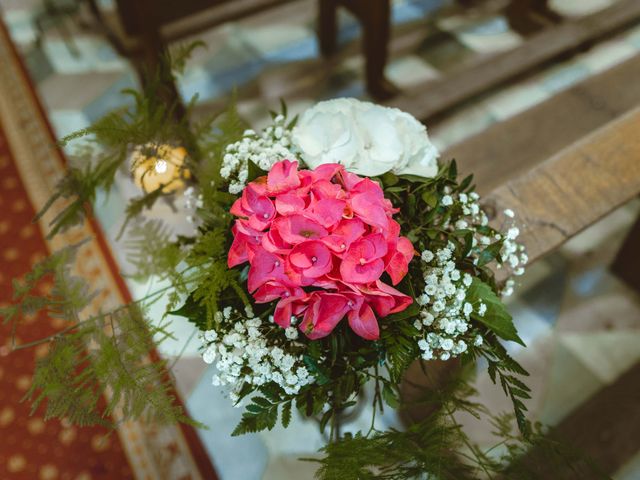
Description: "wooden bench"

(386, 0), (640, 118)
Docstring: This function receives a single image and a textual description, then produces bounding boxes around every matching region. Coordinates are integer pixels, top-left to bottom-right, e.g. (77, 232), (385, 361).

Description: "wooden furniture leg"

(505, 0), (563, 36)
(360, 0), (398, 100)
(316, 0), (398, 100)
(611, 213), (640, 294)
(129, 0), (186, 121)
(318, 0), (338, 57)
(505, 0), (547, 35)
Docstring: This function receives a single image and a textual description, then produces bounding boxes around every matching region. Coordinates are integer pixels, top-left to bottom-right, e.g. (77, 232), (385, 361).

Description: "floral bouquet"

(9, 80), (592, 478)
(188, 98), (527, 440)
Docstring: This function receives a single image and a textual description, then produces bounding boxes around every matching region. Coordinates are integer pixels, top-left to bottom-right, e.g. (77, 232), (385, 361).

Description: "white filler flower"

(292, 98), (439, 178)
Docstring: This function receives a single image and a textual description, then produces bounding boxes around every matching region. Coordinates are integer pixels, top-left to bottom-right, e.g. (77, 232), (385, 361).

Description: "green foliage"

(125, 219), (185, 282)
(25, 304), (194, 427)
(1, 243), (196, 428)
(467, 278), (525, 346)
(313, 378), (606, 480)
(478, 338), (532, 435)
(183, 226), (248, 329)
(380, 321), (420, 384)
(232, 395), (286, 436)
(314, 423), (474, 480)
(1, 241), (93, 330)
(196, 92), (248, 217)
(247, 159), (268, 183)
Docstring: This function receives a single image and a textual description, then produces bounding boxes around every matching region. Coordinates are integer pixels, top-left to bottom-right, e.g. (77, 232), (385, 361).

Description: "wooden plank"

(508, 362), (640, 479)
(484, 105), (640, 270)
(161, 0), (298, 41)
(448, 54), (640, 195)
(387, 0), (640, 122)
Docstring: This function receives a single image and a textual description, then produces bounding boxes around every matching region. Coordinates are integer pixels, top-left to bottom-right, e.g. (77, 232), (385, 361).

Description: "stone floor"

(2, 0), (640, 478)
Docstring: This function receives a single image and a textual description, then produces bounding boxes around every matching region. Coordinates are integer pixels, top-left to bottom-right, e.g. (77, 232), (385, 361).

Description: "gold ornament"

(131, 144), (190, 193)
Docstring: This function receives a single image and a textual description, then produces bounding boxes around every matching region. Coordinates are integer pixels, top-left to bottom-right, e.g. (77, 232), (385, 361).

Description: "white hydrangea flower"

(292, 98), (439, 178)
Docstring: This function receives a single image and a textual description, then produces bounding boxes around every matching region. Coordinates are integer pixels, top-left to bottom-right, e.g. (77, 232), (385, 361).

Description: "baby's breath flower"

(201, 308), (314, 398)
(221, 116), (296, 193)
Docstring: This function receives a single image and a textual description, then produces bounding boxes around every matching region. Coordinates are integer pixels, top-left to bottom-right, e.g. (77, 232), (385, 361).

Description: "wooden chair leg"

(505, 0), (563, 36)
(611, 213), (640, 295)
(318, 0), (338, 57)
(360, 0), (398, 100)
(504, 0), (547, 36)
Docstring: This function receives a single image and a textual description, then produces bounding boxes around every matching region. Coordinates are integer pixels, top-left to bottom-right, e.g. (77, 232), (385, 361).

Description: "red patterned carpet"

(0, 17), (218, 480)
(0, 126), (136, 479)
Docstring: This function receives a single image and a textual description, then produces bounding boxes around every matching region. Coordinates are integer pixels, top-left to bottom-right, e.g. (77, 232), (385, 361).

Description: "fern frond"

(1, 240), (92, 330)
(124, 219), (185, 283)
(4, 242), (196, 428)
(25, 304), (196, 427)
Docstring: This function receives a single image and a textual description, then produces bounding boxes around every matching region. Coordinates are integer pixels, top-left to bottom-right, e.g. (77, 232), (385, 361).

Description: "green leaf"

(398, 174), (431, 183)
(303, 354), (330, 385)
(458, 174), (474, 192)
(477, 241), (503, 267)
(448, 159), (458, 180)
(467, 279), (525, 346)
(421, 190), (439, 208)
(247, 159), (268, 183)
(380, 171), (399, 187)
(169, 293), (207, 329)
(232, 396), (279, 436)
(319, 409), (333, 433)
(382, 384), (400, 408)
(281, 401), (292, 428)
(384, 274), (420, 322)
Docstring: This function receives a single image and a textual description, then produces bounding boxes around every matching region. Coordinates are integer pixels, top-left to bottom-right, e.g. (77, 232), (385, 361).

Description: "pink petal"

(397, 236), (415, 262)
(385, 251), (408, 285)
(311, 163), (344, 182)
(375, 281), (413, 314)
(254, 282), (303, 303)
(288, 240), (333, 278)
(230, 197), (246, 217)
(274, 295), (307, 328)
(299, 292), (349, 340)
(262, 228), (292, 255)
(348, 303), (379, 340)
(276, 193), (305, 216)
(336, 169), (364, 191)
(267, 160), (300, 194)
(228, 236), (249, 267)
(273, 215), (328, 245)
(367, 233), (388, 259)
(308, 198), (346, 228)
(341, 258), (385, 284)
(247, 249), (286, 292)
(228, 222), (262, 267)
(351, 192), (389, 230)
(311, 179), (343, 200)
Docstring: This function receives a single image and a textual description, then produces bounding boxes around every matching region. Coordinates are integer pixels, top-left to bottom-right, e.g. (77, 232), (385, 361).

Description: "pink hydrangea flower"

(228, 159), (414, 340)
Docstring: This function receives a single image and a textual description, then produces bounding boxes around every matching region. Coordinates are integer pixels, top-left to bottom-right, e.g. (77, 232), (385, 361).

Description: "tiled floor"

(2, 0), (640, 478)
